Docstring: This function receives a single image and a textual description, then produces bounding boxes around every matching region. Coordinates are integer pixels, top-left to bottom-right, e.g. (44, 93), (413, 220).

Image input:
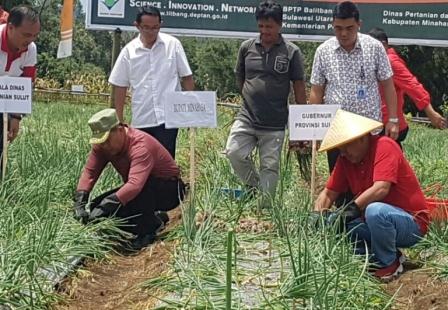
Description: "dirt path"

(54, 209), (182, 310)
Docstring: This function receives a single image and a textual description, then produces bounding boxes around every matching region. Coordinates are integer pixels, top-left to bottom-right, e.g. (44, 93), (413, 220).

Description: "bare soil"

(54, 208), (182, 310)
(385, 267), (448, 310)
(54, 205), (448, 310)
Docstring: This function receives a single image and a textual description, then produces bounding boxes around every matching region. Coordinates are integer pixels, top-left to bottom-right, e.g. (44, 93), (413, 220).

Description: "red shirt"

(327, 136), (429, 234)
(380, 48), (430, 132)
(77, 127), (180, 205)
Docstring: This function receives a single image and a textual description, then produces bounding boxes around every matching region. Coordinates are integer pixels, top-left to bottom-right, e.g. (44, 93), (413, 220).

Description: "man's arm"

(77, 148), (108, 193)
(292, 80), (307, 104)
(379, 77), (399, 140)
(389, 53), (446, 129)
(353, 181), (391, 210)
(235, 43), (246, 93)
(314, 188), (339, 211)
(112, 86), (127, 123)
(309, 84), (325, 104)
(109, 48), (130, 123)
(181, 75), (195, 91)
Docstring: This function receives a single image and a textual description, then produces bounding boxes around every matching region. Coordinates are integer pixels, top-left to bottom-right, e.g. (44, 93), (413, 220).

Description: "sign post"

(289, 104), (340, 200)
(165, 91), (217, 196)
(0, 76), (32, 180)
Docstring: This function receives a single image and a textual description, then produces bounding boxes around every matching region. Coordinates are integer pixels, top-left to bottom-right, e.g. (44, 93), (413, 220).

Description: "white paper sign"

(0, 76), (32, 114)
(289, 105), (340, 141)
(165, 91), (217, 128)
(71, 84), (85, 93)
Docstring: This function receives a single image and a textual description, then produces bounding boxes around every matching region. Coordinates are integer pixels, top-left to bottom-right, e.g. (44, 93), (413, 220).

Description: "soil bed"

(54, 209), (182, 310)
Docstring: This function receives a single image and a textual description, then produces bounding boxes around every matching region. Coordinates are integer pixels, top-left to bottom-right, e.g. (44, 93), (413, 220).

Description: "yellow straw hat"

(319, 109), (383, 152)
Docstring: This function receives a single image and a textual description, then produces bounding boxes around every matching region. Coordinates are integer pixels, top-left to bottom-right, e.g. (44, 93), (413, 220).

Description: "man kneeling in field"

(73, 108), (185, 250)
(314, 109), (429, 281)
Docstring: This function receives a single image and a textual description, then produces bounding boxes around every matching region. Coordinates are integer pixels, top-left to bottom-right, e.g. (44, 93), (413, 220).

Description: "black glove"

(338, 201), (362, 224)
(89, 193), (121, 221)
(73, 191), (89, 224)
(310, 202), (361, 232)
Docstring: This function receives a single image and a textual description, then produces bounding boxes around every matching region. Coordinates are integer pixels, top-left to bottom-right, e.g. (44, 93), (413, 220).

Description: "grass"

(0, 103), (123, 308)
(0, 101), (447, 309)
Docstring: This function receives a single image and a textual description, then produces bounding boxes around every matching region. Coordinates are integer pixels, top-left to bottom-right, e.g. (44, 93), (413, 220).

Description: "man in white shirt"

(109, 6), (194, 158)
(0, 5), (39, 170)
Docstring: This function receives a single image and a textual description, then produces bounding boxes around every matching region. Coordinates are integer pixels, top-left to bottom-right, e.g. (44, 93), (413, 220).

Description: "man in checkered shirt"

(309, 1), (399, 176)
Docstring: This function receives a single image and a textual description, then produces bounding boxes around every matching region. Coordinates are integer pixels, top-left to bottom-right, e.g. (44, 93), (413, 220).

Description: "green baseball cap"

(88, 108), (120, 144)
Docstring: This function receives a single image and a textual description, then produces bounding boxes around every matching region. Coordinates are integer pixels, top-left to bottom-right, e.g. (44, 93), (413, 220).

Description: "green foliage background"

(3, 0), (448, 111)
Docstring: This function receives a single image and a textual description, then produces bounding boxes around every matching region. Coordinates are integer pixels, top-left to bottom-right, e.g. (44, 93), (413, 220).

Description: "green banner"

(87, 0), (448, 46)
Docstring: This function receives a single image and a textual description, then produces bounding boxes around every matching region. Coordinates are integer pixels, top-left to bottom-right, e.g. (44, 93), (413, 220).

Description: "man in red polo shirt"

(0, 5), (39, 169)
(368, 27), (446, 147)
(315, 109), (429, 281)
(73, 109), (185, 250)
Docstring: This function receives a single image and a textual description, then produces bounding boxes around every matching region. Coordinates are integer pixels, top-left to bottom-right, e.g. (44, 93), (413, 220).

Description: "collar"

(0, 24), (28, 56)
(255, 33), (284, 46)
(137, 33), (164, 50)
(332, 34), (362, 52)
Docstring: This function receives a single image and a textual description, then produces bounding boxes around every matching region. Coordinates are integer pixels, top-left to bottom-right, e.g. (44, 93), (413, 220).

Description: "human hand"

(73, 191), (89, 224)
(289, 140), (311, 154)
(89, 193), (121, 221)
(385, 122), (399, 140)
(8, 118), (20, 142)
(338, 201), (362, 223)
(427, 111), (447, 129)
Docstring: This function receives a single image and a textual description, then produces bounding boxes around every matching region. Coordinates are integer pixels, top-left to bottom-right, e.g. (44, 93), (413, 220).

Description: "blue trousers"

(346, 202), (423, 267)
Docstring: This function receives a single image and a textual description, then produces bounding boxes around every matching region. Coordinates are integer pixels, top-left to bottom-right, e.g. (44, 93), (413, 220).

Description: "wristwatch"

(388, 117), (399, 124)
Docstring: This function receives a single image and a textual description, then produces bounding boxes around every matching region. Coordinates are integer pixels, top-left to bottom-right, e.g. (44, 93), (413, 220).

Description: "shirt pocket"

(165, 57), (177, 78)
(128, 53), (149, 88)
(273, 55), (290, 74)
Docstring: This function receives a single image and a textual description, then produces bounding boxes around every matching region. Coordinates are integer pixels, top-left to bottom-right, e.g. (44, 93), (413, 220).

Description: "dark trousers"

(90, 177), (185, 236)
(139, 124), (178, 159)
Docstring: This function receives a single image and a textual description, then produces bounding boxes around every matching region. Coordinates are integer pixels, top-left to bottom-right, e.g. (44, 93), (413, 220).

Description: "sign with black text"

(165, 91), (217, 128)
(87, 0), (448, 46)
(289, 104), (340, 141)
(0, 76), (32, 114)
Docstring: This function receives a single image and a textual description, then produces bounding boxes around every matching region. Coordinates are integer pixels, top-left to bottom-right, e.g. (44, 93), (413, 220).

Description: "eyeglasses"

(138, 24), (161, 32)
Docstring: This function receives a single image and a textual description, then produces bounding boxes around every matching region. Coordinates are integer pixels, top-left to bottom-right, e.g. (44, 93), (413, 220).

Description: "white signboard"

(165, 91), (217, 129)
(0, 76), (32, 114)
(289, 105), (340, 141)
(71, 84), (85, 93)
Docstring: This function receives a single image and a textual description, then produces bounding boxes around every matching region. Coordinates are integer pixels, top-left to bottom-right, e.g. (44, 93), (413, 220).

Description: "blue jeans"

(346, 202), (423, 267)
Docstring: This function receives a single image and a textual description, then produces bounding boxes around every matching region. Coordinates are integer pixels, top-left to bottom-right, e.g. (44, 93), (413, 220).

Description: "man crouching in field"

(73, 108), (185, 250)
(314, 109), (429, 281)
